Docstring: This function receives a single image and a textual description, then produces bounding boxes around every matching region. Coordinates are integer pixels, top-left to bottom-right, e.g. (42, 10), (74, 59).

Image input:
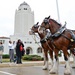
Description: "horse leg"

(43, 50), (48, 70)
(70, 48), (75, 68)
(72, 53), (75, 68)
(63, 48), (71, 75)
(42, 48), (46, 65)
(64, 51), (70, 68)
(48, 50), (54, 70)
(49, 49), (59, 74)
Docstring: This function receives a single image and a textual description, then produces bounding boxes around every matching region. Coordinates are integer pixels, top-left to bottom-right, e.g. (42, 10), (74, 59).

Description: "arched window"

(26, 47), (32, 55)
(37, 47), (42, 53)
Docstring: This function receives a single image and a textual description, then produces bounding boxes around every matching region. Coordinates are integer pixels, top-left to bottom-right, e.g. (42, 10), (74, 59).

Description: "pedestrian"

(8, 41), (14, 62)
(15, 39), (24, 64)
(0, 42), (4, 63)
(12, 41), (17, 63)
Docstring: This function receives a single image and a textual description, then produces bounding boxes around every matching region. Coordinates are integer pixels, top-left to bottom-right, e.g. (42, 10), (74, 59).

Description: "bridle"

(31, 23), (39, 34)
(38, 16), (51, 33)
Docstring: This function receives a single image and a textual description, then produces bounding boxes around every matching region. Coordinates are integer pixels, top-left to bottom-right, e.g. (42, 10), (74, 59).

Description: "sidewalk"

(0, 61), (44, 67)
(0, 60), (73, 67)
(0, 54), (73, 67)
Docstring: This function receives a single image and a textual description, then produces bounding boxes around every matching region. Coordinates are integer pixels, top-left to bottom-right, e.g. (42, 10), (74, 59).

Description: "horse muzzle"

(29, 31), (34, 35)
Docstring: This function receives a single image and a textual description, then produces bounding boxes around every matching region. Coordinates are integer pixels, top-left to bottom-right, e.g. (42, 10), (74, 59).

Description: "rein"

(31, 34), (41, 47)
(40, 37), (53, 51)
(31, 33), (53, 51)
(45, 39), (53, 51)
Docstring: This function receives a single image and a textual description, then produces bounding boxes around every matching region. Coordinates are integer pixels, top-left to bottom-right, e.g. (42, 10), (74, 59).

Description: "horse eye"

(34, 26), (37, 28)
(43, 19), (49, 25)
(44, 22), (48, 25)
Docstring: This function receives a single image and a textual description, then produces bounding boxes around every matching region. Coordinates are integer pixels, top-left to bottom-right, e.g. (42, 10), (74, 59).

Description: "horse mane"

(50, 19), (61, 26)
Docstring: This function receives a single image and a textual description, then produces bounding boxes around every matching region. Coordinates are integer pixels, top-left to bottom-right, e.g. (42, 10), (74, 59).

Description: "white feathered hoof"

(72, 64), (75, 68)
(64, 73), (71, 75)
(64, 69), (71, 75)
(49, 69), (58, 74)
(48, 67), (52, 71)
(49, 71), (57, 74)
(42, 66), (48, 70)
(72, 66), (75, 68)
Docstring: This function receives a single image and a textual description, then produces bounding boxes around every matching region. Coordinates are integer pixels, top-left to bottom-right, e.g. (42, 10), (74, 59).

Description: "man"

(8, 41), (14, 62)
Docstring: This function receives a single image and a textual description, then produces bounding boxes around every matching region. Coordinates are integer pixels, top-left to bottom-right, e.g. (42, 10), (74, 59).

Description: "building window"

(30, 42), (32, 44)
(37, 47), (42, 53)
(24, 41), (32, 44)
(24, 8), (27, 10)
(19, 9), (21, 10)
(24, 42), (26, 43)
(26, 47), (32, 55)
(0, 40), (5, 44)
(35, 42), (40, 43)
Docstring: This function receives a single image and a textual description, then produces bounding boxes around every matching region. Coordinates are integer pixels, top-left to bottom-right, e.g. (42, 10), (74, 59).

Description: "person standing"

(12, 41), (17, 63)
(0, 42), (4, 63)
(15, 39), (24, 64)
(8, 41), (14, 62)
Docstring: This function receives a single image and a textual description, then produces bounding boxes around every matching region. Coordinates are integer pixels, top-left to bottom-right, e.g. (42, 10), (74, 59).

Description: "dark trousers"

(16, 56), (22, 64)
(14, 56), (17, 63)
(9, 49), (14, 62)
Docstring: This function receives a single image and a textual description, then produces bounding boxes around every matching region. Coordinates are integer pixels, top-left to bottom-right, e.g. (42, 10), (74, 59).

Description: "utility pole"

(56, 0), (60, 23)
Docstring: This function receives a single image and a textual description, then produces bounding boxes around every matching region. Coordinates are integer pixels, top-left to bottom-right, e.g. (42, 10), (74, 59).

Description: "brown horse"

(29, 22), (54, 70)
(38, 16), (75, 74)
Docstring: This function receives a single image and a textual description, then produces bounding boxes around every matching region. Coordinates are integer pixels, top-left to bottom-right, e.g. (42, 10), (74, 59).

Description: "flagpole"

(56, 0), (60, 23)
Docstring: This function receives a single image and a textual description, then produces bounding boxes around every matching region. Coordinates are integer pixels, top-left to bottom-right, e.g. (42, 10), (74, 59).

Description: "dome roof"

(20, 1), (29, 6)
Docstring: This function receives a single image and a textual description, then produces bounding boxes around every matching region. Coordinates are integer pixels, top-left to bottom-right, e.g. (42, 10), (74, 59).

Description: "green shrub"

(3, 54), (44, 61)
(3, 54), (9, 58)
(22, 55), (32, 60)
(3, 54), (16, 59)
(32, 57), (42, 61)
(22, 55), (44, 61)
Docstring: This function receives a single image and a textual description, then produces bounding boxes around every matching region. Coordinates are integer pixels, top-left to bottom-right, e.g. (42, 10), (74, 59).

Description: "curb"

(0, 61), (73, 67)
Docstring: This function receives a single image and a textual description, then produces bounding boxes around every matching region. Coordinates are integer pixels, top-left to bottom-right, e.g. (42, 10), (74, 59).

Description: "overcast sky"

(0, 0), (75, 37)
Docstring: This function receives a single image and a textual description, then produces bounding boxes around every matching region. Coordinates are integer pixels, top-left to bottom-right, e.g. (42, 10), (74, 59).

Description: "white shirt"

(12, 43), (16, 49)
(8, 43), (13, 49)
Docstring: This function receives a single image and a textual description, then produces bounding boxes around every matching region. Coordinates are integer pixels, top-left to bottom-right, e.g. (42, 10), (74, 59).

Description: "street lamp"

(56, 0), (60, 23)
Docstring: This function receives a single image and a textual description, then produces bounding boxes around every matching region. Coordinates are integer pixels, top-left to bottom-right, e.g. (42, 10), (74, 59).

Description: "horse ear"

(63, 21), (67, 28)
(36, 22), (39, 25)
(65, 21), (67, 25)
(48, 16), (50, 19)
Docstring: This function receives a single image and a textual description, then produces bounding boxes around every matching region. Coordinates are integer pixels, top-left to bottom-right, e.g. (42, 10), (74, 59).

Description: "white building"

(10, 1), (43, 56)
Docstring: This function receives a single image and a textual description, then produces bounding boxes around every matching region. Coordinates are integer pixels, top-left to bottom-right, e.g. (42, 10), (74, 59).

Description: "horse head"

(38, 16), (62, 34)
(38, 16), (50, 34)
(29, 22), (39, 35)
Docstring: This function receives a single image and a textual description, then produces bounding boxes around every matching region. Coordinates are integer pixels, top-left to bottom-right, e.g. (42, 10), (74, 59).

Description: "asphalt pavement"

(0, 61), (75, 75)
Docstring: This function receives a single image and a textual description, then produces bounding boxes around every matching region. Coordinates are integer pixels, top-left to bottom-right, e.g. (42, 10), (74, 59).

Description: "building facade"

(10, 2), (43, 56)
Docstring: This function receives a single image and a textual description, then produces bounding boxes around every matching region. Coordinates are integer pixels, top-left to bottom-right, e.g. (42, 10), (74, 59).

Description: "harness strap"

(40, 38), (53, 51)
(45, 39), (53, 51)
(61, 34), (71, 42)
(62, 31), (75, 42)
